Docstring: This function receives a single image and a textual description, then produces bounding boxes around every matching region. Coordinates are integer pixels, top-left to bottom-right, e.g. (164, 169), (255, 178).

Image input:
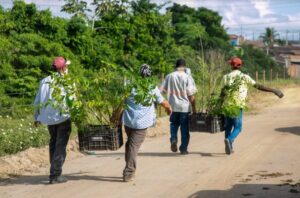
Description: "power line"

(226, 20), (300, 27)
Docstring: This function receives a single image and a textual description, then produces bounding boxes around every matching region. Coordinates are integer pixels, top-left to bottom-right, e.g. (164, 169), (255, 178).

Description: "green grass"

(0, 115), (78, 157)
(0, 115), (49, 156)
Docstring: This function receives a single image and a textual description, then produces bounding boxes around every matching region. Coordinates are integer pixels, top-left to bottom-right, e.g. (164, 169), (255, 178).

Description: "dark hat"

(176, 59), (186, 68)
(139, 64), (152, 78)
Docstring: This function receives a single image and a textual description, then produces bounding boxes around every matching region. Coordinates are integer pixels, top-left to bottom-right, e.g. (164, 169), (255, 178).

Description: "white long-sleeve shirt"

(34, 75), (70, 125)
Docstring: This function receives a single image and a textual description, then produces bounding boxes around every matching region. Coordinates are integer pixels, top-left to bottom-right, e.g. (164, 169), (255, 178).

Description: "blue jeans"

(170, 112), (190, 152)
(224, 109), (243, 144)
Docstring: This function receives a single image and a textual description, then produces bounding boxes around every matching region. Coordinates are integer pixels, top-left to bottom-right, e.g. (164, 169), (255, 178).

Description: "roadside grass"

(0, 115), (49, 157)
(0, 115), (78, 157)
(247, 79), (300, 114)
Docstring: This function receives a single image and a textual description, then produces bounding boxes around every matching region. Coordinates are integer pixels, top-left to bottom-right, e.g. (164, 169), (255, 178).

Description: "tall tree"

(61, 0), (91, 19)
(260, 27), (279, 55)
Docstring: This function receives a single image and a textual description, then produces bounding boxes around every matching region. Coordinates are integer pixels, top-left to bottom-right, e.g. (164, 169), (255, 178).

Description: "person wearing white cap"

(33, 56), (72, 184)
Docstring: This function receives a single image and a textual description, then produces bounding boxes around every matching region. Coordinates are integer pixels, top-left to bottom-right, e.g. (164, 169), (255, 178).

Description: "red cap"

(228, 57), (242, 69)
(52, 57), (70, 70)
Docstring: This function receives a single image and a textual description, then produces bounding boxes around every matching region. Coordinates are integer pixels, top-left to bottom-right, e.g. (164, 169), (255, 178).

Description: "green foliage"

(49, 62), (158, 130)
(0, 0), (287, 156)
(229, 47), (244, 58)
(168, 3), (230, 50)
(260, 27), (279, 47)
(193, 50), (228, 112)
(221, 76), (249, 118)
(241, 44), (281, 76)
(0, 116), (49, 156)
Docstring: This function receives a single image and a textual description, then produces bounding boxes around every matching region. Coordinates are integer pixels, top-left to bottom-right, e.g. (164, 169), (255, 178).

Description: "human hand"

(165, 107), (172, 116)
(273, 89), (284, 98)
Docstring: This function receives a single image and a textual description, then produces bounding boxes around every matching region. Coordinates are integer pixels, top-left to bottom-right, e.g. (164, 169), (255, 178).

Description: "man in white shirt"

(34, 57), (71, 184)
(221, 57), (283, 155)
(161, 59), (197, 154)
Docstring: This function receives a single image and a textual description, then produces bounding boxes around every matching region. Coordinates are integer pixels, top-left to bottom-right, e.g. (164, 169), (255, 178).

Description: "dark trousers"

(123, 126), (147, 176)
(48, 119), (71, 179)
(170, 112), (190, 152)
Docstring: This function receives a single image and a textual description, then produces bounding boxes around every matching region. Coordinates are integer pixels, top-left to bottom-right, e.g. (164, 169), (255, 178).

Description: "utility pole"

(240, 25), (243, 37)
(285, 30), (289, 46)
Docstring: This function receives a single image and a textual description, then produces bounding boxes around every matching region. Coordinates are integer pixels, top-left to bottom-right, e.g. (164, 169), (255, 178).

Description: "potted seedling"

(189, 51), (227, 133)
(50, 61), (157, 151)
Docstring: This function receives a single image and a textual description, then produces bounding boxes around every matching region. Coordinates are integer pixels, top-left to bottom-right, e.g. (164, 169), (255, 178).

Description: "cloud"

(2, 0), (299, 39)
(251, 0), (273, 17)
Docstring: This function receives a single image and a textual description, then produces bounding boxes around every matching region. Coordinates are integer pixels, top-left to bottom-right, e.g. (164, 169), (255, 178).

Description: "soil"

(1, 86), (300, 198)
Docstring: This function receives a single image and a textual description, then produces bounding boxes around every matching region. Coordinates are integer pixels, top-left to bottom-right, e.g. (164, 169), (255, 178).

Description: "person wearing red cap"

(221, 57), (283, 155)
(34, 56), (72, 184)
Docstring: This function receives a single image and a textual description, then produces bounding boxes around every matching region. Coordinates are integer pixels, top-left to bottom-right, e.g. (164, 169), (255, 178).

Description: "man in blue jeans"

(221, 57), (284, 155)
(161, 59), (197, 154)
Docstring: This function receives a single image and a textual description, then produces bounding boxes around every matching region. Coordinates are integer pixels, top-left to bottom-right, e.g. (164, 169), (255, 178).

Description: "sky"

(1, 0), (300, 40)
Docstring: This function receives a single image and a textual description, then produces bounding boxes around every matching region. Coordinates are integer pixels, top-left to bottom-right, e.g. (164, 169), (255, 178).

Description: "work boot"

(171, 140), (178, 153)
(224, 139), (232, 155)
(49, 176), (68, 184)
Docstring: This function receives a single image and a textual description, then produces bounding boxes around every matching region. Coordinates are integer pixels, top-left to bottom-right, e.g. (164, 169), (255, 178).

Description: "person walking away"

(161, 59), (197, 155)
(122, 64), (172, 182)
(34, 56), (72, 184)
(221, 57), (284, 155)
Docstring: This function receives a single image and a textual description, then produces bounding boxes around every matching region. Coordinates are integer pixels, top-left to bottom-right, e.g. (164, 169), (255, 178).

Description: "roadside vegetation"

(0, 0), (289, 156)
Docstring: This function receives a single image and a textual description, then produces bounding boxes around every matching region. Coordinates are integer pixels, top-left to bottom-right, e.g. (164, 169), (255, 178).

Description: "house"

(230, 34), (239, 46)
(271, 46), (300, 78)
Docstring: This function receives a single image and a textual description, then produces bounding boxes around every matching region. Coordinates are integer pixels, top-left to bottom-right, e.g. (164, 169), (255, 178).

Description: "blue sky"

(1, 0), (300, 40)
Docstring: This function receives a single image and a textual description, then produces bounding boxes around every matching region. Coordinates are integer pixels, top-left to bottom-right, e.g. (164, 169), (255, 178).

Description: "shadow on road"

(91, 152), (226, 158)
(275, 126), (300, 136)
(188, 183), (300, 198)
(0, 172), (123, 186)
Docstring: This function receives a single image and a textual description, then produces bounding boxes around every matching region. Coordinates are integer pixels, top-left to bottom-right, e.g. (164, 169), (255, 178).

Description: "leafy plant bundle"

(48, 62), (158, 130)
(221, 75), (248, 118)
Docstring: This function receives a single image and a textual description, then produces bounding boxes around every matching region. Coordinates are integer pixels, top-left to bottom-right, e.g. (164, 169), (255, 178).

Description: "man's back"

(162, 70), (196, 112)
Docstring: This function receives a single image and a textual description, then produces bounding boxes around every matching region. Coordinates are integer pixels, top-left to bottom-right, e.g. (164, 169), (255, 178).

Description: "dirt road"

(1, 86), (300, 198)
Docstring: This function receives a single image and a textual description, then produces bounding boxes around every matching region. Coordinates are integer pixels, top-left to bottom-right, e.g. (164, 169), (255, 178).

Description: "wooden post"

(270, 69), (273, 84)
(159, 74), (165, 117)
(255, 71), (258, 82)
(263, 70), (266, 84)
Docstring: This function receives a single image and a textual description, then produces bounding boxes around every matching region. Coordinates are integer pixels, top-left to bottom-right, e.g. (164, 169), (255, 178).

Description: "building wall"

(288, 64), (300, 78)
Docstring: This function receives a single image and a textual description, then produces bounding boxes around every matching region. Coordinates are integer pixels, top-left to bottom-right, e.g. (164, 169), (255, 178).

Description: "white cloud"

(251, 0), (273, 17)
(2, 0), (299, 39)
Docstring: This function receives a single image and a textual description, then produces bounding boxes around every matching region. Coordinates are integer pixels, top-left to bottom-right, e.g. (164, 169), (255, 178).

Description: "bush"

(0, 116), (49, 156)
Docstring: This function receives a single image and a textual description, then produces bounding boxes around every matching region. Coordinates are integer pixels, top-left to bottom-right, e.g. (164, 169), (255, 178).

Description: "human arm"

(254, 83), (284, 98)
(33, 82), (42, 127)
(154, 87), (172, 115)
(160, 100), (172, 115)
(188, 95), (196, 114)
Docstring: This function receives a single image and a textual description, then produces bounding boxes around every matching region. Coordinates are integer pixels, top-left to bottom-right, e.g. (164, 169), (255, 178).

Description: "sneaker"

(224, 139), (232, 155)
(171, 140), (178, 153)
(123, 174), (135, 182)
(49, 176), (68, 184)
(180, 150), (189, 155)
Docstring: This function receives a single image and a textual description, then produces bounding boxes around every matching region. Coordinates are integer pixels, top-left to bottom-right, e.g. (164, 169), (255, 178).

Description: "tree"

(260, 27), (279, 55)
(168, 3), (230, 51)
(61, 0), (91, 19)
